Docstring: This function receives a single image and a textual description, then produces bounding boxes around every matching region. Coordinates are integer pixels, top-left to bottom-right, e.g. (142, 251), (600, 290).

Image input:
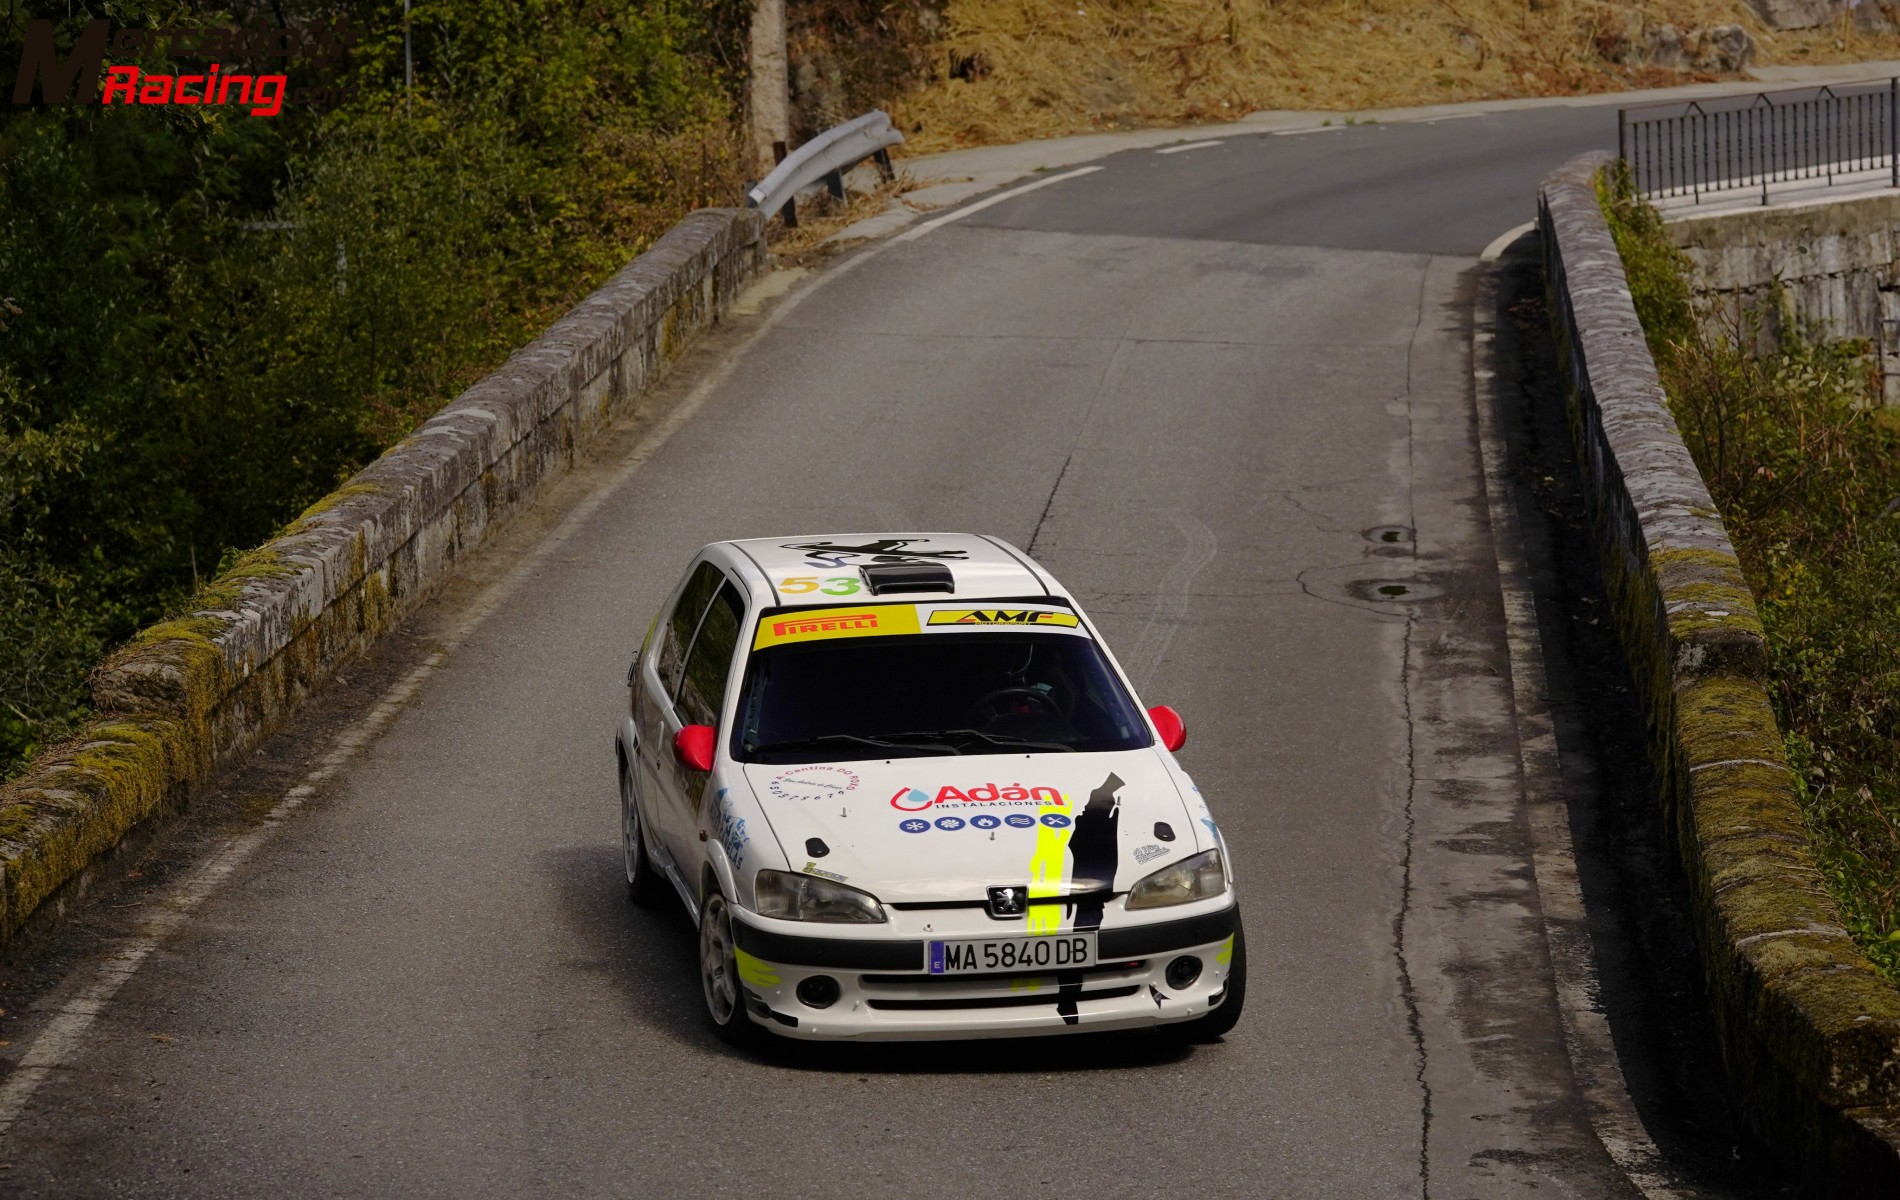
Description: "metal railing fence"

(1619, 80), (1899, 205)
(745, 110), (903, 228)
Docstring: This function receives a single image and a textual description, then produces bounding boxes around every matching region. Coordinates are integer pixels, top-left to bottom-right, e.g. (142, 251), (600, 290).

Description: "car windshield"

(735, 630), (1153, 762)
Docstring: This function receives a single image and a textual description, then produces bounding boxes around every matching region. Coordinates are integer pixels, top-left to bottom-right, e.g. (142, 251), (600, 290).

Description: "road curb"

(1539, 151), (1900, 1192)
(0, 210), (770, 952)
(1473, 236), (1693, 1198)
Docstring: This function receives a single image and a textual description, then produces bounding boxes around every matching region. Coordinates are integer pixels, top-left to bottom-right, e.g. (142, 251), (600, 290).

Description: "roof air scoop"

(859, 562), (955, 596)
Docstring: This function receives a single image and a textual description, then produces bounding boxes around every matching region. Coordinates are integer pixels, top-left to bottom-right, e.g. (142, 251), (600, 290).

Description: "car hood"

(740, 750), (1204, 903)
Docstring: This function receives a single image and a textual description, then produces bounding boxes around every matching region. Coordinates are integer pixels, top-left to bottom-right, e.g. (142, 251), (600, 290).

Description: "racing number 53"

(778, 576), (861, 596)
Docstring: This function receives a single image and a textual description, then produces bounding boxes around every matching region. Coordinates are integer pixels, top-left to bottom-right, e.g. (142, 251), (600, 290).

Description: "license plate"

(927, 933), (1097, 975)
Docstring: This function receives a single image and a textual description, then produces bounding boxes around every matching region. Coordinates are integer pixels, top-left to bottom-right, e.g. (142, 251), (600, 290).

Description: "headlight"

(1126, 849), (1227, 910)
(754, 869), (888, 923)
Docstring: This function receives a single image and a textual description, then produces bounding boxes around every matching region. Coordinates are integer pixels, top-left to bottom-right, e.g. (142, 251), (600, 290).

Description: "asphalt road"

(0, 104), (1729, 1197)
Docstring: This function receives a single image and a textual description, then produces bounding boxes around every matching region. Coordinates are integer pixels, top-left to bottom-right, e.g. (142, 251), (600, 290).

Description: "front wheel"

(621, 757), (663, 909)
(1160, 914), (1247, 1045)
(699, 889), (768, 1050)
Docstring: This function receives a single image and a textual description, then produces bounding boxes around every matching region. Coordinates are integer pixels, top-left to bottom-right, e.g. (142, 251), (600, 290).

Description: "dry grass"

(891, 0), (1900, 152)
(763, 170), (915, 263)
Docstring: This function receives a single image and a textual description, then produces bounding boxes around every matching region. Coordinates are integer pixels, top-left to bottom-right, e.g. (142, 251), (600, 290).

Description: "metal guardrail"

(1620, 80), (1900, 206)
(745, 110), (903, 228)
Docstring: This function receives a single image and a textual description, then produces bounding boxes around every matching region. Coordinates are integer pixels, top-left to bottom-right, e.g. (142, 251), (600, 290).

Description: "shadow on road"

(546, 842), (1205, 1074)
(1491, 234), (1794, 1199)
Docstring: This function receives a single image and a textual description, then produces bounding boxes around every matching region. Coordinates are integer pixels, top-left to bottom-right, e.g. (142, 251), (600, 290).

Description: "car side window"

(676, 583), (745, 728)
(657, 562), (724, 701)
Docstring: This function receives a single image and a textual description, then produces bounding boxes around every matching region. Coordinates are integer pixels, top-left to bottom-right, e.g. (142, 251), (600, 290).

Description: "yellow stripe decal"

(1215, 935), (1234, 967)
(734, 948), (780, 987)
(1025, 792), (1074, 935)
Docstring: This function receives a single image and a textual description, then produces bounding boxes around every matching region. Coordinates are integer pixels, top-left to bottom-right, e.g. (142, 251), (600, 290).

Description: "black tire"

(621, 757), (664, 909)
(698, 888), (769, 1050)
(1160, 913), (1247, 1045)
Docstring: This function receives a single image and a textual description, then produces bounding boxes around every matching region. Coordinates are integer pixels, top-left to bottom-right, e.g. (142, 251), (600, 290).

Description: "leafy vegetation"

(0, 0), (750, 776)
(1600, 165), (1900, 977)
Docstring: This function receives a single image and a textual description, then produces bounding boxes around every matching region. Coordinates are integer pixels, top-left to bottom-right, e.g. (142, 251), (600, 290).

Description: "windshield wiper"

(748, 733), (959, 758)
(888, 728), (1076, 753)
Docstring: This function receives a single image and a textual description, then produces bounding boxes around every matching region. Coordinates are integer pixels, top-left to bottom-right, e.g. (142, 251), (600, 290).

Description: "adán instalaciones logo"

(9, 18), (356, 117)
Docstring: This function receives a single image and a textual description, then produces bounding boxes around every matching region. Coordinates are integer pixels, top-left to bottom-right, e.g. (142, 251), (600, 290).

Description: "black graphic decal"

(782, 538), (972, 569)
(1057, 771), (1123, 1024)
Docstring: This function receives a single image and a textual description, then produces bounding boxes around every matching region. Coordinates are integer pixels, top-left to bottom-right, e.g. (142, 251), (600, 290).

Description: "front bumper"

(728, 902), (1239, 1041)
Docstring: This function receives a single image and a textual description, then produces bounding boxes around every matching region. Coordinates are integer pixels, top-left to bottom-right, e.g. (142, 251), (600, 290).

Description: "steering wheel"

(962, 686), (1061, 727)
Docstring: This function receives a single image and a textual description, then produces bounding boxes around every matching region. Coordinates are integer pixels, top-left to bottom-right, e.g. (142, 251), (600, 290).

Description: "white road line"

(1471, 236), (1695, 1200)
(894, 166), (1104, 242)
(1480, 220), (1537, 263)
(0, 651), (440, 1136)
(1155, 140), (1224, 155)
(1271, 124), (1351, 136)
(0, 254), (864, 1141)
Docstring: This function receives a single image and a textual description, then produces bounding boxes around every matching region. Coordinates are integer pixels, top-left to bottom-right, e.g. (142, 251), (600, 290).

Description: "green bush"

(0, 361), (106, 762)
(0, 1), (748, 777)
(1601, 167), (1900, 977)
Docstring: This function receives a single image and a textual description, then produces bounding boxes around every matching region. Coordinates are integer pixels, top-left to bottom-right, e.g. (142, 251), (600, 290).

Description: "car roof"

(718, 533), (1059, 607)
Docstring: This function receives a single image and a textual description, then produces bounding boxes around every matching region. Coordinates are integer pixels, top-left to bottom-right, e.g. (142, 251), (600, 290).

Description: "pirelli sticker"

(753, 605), (921, 650)
(926, 608), (1079, 628)
(753, 604), (1085, 649)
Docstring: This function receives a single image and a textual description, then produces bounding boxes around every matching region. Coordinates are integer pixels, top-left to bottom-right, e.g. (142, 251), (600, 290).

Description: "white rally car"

(615, 534), (1243, 1044)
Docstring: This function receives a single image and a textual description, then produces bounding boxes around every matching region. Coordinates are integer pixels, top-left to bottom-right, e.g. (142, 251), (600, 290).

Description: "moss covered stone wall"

(1541, 151), (1900, 1193)
(0, 209), (768, 949)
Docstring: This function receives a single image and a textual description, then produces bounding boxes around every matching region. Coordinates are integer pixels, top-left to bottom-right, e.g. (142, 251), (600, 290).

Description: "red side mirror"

(673, 725), (716, 773)
(1148, 705), (1186, 752)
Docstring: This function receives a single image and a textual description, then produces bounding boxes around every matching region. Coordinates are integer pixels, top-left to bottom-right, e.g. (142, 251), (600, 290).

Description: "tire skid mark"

(1120, 510), (1218, 690)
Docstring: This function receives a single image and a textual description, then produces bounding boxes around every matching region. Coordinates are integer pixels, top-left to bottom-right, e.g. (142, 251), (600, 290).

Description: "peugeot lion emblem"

(987, 885), (1027, 918)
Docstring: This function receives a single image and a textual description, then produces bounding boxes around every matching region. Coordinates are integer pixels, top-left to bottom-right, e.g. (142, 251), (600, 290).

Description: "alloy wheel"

(700, 893), (741, 1025)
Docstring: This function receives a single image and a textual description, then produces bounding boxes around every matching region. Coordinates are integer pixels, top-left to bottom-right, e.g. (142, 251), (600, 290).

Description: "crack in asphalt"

(1274, 484), (1356, 531)
(1026, 319), (1135, 560)
(1395, 610), (1434, 1200)
(1025, 451), (1073, 557)
(1396, 260), (1433, 1200)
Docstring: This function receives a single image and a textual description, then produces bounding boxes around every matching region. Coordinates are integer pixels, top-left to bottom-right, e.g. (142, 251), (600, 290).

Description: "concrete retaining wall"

(1541, 153), (1900, 1193)
(0, 208), (769, 948)
(1665, 192), (1900, 403)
